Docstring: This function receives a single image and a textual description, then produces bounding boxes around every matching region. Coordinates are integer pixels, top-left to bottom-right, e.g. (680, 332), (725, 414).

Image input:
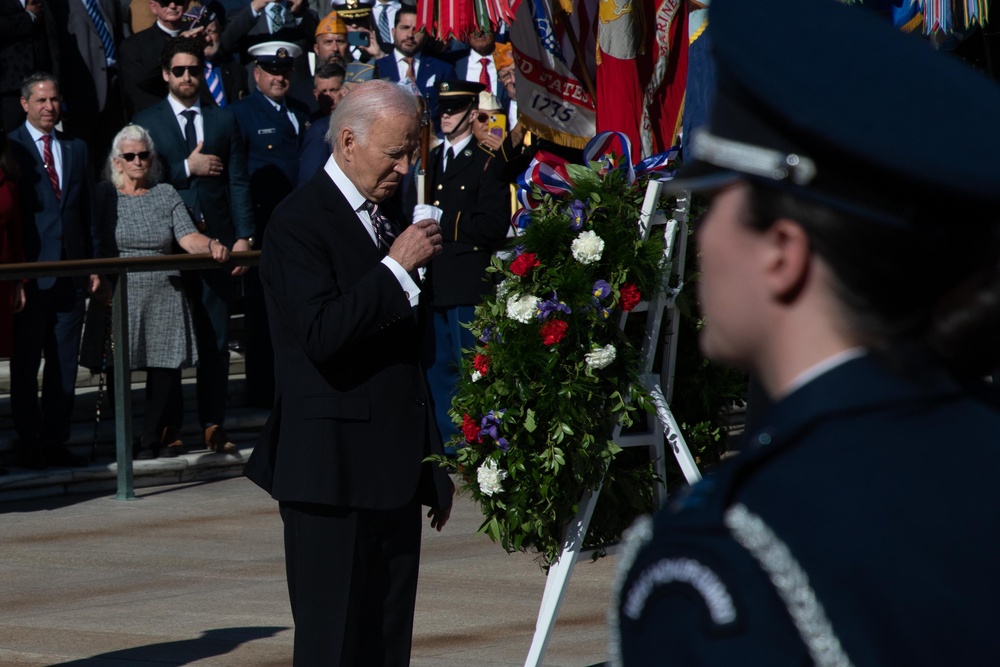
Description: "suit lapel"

(157, 100), (188, 157)
(57, 133), (72, 210)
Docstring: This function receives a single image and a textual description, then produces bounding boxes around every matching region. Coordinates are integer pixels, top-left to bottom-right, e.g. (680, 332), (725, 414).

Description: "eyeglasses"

(119, 151), (151, 162)
(170, 65), (203, 78)
(476, 113), (490, 123)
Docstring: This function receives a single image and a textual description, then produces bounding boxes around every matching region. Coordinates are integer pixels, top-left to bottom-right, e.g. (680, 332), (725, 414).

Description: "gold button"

(267, 145), (273, 149)
(437, 184), (443, 190)
(433, 200), (440, 205)
(403, 291), (410, 299)
(460, 185), (465, 190)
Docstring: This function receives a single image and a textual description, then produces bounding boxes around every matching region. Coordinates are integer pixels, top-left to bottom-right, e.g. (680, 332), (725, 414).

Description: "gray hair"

(325, 79), (419, 152)
(20, 72), (59, 101)
(105, 124), (161, 188)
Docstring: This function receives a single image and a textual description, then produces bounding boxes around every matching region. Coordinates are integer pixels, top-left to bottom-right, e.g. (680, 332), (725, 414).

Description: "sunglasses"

(170, 65), (203, 78)
(119, 151), (151, 162)
(476, 113), (490, 123)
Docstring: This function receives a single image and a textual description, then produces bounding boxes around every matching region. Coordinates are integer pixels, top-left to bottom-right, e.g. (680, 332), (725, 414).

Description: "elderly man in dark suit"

(134, 37), (253, 455)
(244, 78), (453, 667)
(8, 73), (100, 469)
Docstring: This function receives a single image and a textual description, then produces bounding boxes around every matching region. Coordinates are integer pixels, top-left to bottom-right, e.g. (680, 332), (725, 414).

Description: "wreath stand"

(523, 182), (704, 666)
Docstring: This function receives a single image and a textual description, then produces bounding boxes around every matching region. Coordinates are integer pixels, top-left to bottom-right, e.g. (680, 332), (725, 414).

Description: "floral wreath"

(430, 132), (679, 566)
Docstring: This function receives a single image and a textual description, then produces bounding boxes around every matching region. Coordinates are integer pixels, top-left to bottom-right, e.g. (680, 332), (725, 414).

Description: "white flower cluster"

(477, 459), (508, 497)
(471, 370), (483, 382)
(506, 293), (539, 323)
(571, 230), (605, 265)
(585, 343), (617, 370)
(496, 278), (516, 301)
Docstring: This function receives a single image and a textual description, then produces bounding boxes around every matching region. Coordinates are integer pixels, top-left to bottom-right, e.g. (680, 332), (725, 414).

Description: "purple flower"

(479, 323), (496, 343)
(567, 199), (587, 231)
(592, 280), (611, 300)
(536, 292), (572, 321)
(592, 300), (611, 320)
(479, 409), (509, 451)
(513, 244), (526, 257)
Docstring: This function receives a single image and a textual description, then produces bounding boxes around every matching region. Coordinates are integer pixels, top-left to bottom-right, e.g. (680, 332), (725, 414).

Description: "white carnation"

(506, 293), (539, 323)
(477, 459), (508, 497)
(585, 344), (617, 370)
(496, 278), (516, 301)
(471, 370), (483, 383)
(571, 230), (605, 265)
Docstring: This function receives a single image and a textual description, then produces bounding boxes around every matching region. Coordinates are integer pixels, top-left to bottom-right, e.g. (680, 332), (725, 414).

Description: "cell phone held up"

(487, 112), (507, 140)
(347, 31), (370, 48)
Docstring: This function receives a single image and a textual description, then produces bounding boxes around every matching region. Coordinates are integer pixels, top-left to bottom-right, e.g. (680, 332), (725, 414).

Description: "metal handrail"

(1, 251), (261, 499)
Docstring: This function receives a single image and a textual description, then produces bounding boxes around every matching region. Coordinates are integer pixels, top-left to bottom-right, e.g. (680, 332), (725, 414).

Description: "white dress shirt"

(324, 154), (420, 306)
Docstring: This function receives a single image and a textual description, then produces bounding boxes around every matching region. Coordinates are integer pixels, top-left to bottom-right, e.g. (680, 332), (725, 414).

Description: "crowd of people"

(0, 0), (527, 473)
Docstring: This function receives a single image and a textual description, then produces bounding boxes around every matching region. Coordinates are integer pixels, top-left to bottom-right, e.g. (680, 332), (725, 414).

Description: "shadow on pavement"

(47, 626), (288, 666)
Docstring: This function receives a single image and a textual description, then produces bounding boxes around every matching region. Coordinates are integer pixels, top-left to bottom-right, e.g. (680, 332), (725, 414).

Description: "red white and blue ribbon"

(512, 131), (680, 229)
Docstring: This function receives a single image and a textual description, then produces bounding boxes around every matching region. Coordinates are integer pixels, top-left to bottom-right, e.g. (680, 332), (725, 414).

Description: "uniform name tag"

(258, 128), (277, 135)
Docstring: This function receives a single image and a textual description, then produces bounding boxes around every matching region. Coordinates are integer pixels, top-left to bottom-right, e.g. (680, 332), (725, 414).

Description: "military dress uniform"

(613, 0), (1000, 664)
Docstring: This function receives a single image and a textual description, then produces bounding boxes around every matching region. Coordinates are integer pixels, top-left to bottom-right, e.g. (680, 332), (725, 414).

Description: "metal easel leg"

(524, 485), (603, 667)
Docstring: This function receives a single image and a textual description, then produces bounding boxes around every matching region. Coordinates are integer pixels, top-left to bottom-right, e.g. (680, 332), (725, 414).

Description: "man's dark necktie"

(363, 200), (396, 255)
(181, 109), (204, 225)
(444, 147), (455, 173)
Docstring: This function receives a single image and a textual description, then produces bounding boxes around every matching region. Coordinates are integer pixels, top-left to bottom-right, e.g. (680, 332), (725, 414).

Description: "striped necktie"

(82, 0), (117, 66)
(41, 135), (61, 201)
(363, 200), (396, 254)
(377, 5), (391, 43)
(205, 62), (226, 107)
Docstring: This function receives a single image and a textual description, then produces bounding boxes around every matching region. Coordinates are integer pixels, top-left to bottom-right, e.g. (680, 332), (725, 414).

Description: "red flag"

(641, 0), (687, 155)
(595, 0), (644, 163)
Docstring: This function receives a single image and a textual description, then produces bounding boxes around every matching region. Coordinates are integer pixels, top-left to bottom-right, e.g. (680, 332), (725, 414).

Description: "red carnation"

(462, 414), (481, 442)
(473, 353), (490, 375)
(539, 319), (569, 346)
(620, 283), (641, 312)
(510, 252), (540, 277)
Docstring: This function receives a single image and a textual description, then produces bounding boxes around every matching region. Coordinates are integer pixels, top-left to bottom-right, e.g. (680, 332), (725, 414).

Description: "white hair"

(105, 124), (161, 188)
(325, 79), (419, 151)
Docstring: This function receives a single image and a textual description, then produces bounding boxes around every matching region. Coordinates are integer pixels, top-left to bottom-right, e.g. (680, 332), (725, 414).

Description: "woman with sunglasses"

(90, 124), (229, 459)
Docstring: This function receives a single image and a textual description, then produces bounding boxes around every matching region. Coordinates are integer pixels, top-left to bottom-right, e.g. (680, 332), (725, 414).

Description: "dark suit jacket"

(617, 350), (1000, 665)
(133, 99), (254, 243)
(49, 0), (126, 116)
(229, 90), (308, 238)
(244, 167), (452, 512)
(0, 0), (58, 96)
(297, 114), (329, 188)
(427, 140), (509, 306)
(375, 51), (455, 124)
(7, 124), (96, 289)
(119, 22), (172, 115)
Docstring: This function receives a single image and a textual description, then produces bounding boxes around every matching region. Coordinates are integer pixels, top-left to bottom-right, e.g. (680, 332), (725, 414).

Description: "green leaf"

(525, 409), (537, 433)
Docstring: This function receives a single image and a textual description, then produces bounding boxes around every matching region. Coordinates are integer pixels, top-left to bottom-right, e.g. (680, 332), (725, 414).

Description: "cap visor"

(661, 159), (742, 194)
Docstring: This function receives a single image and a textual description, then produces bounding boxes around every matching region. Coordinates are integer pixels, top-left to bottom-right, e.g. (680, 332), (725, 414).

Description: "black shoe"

(46, 445), (89, 468)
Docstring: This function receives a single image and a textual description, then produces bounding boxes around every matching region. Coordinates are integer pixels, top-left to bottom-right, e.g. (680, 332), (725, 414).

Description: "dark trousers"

(185, 270), (233, 428)
(10, 278), (85, 444)
(427, 305), (476, 444)
(140, 368), (183, 449)
(279, 498), (422, 667)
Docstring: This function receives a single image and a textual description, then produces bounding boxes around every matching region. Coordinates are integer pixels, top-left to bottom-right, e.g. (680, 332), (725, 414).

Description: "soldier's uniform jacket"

(426, 140), (510, 307)
(230, 90), (310, 243)
(614, 350), (1000, 666)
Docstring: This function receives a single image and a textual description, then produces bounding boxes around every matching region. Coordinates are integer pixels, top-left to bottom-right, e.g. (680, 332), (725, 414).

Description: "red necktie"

(42, 134), (61, 201)
(479, 57), (491, 91)
(403, 56), (415, 83)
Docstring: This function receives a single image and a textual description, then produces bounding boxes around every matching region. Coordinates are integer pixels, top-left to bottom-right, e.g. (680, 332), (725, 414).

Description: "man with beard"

(230, 41), (309, 407)
(375, 5), (453, 129)
(120, 0), (205, 114)
(134, 37), (253, 455)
